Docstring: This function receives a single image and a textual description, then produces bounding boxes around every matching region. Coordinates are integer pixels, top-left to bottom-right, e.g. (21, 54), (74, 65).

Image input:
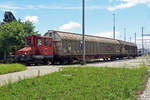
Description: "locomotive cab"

(15, 35), (54, 65)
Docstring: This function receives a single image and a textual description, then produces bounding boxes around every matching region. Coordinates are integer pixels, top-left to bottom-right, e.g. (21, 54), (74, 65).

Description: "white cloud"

(0, 2), (37, 11)
(0, 1), (105, 11)
(24, 16), (39, 23)
(38, 5), (80, 10)
(25, 5), (37, 9)
(38, 5), (104, 10)
(0, 2), (104, 11)
(108, 2), (136, 11)
(0, 2), (28, 10)
(107, 0), (150, 11)
(87, 6), (104, 10)
(91, 31), (120, 38)
(1, 0), (150, 12)
(59, 22), (81, 31)
(0, 4), (22, 10)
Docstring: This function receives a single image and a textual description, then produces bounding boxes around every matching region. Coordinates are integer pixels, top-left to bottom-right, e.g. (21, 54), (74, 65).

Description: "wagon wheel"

(60, 59), (65, 65)
(68, 59), (73, 64)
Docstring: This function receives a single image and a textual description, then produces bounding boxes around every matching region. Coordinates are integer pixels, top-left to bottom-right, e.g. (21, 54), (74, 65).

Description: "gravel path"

(58, 57), (150, 68)
(86, 57), (150, 68)
(0, 66), (59, 86)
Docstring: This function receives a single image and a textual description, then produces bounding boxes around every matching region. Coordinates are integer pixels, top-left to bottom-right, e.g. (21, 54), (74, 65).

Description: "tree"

(0, 20), (38, 62)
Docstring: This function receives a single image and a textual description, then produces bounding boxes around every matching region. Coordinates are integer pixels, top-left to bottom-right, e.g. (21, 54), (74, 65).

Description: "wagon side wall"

(57, 39), (121, 57)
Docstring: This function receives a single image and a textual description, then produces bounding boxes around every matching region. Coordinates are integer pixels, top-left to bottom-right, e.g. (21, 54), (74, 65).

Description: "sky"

(0, 0), (150, 49)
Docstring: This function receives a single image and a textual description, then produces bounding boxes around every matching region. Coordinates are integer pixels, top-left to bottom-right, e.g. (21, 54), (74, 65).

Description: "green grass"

(0, 64), (27, 75)
(0, 67), (148, 100)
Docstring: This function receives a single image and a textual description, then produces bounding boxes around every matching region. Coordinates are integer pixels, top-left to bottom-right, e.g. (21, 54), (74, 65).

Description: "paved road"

(0, 66), (59, 86)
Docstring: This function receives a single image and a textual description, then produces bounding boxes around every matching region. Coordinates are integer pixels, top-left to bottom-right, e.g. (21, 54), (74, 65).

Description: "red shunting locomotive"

(15, 35), (53, 65)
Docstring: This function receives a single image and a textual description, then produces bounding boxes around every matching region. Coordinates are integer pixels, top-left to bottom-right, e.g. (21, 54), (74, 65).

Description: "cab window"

(44, 38), (48, 46)
(27, 38), (32, 46)
(49, 39), (52, 47)
(37, 38), (42, 46)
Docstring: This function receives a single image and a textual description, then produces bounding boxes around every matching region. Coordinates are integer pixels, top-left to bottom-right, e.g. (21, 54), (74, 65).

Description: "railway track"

(27, 57), (146, 68)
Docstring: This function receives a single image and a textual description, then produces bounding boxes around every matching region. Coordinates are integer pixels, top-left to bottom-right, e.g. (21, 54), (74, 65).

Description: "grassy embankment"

(0, 66), (148, 100)
(0, 64), (27, 75)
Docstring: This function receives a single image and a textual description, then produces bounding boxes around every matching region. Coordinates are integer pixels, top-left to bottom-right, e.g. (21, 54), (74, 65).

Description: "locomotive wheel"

(51, 60), (55, 65)
(43, 61), (48, 65)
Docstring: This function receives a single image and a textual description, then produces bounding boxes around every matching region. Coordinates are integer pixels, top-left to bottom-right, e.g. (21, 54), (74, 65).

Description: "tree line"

(0, 19), (38, 63)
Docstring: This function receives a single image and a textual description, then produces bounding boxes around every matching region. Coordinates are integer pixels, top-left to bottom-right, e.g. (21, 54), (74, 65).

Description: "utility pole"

(113, 14), (116, 39)
(130, 36), (131, 43)
(135, 32), (136, 44)
(142, 27), (144, 54)
(82, 0), (86, 65)
(124, 28), (126, 41)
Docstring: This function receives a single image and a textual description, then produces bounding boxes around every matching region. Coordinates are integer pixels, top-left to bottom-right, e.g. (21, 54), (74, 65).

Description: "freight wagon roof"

(53, 30), (120, 44)
(118, 40), (137, 47)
